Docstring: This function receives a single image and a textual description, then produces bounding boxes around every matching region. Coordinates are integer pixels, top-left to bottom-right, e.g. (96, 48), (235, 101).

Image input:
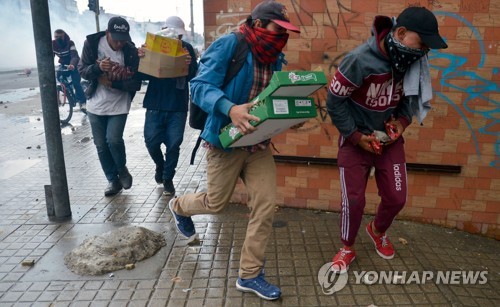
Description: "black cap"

(396, 6), (447, 49)
(251, 0), (300, 33)
(107, 17), (131, 41)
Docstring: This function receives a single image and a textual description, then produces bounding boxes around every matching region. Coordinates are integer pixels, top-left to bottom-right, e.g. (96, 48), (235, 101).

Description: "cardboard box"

(138, 49), (188, 78)
(219, 96), (317, 148)
(138, 32), (189, 78)
(218, 71), (327, 148)
(250, 71), (327, 103)
(145, 32), (184, 56)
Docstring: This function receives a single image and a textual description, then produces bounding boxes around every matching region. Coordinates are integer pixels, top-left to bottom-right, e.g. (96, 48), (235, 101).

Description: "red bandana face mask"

(240, 23), (289, 64)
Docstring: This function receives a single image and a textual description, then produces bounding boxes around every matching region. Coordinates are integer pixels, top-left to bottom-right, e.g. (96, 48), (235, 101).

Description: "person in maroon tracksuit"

(326, 7), (447, 273)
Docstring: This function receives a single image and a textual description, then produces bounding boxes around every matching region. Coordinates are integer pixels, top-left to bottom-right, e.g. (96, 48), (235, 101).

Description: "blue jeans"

(144, 110), (187, 181)
(70, 70), (87, 104)
(57, 69), (86, 104)
(87, 112), (128, 182)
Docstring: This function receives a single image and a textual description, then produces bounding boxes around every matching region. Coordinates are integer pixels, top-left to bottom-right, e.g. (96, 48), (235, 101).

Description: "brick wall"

(203, 0), (500, 239)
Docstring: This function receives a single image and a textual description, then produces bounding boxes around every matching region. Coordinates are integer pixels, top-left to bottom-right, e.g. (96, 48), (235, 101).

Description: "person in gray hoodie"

(326, 6), (447, 273)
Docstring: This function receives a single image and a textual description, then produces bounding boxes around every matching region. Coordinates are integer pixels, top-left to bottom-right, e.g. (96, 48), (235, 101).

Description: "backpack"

(189, 32), (249, 164)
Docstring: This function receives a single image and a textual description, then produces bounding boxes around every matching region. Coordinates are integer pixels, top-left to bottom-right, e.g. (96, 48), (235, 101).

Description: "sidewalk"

(0, 88), (498, 306)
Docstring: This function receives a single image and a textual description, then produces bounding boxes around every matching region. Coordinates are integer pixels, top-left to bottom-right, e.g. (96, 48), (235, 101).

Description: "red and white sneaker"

(366, 221), (395, 259)
(331, 247), (356, 274)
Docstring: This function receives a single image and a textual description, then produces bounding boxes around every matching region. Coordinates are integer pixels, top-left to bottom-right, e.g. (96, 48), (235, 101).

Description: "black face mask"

(55, 37), (64, 46)
(384, 32), (426, 73)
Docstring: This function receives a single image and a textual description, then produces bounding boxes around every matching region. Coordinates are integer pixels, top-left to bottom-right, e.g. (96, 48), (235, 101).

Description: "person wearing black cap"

(78, 16), (142, 197)
(168, 0), (299, 301)
(326, 6), (447, 274)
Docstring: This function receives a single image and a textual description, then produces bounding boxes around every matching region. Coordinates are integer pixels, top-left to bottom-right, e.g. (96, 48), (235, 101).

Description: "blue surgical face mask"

(384, 32), (426, 72)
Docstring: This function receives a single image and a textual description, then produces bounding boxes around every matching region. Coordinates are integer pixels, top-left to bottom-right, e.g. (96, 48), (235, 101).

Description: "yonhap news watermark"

(318, 262), (488, 294)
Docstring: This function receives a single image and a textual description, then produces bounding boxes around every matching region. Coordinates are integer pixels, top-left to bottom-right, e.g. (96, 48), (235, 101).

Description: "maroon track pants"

(337, 136), (408, 246)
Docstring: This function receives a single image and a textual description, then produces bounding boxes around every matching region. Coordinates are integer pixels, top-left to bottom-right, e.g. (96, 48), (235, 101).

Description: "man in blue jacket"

(138, 16), (198, 196)
(168, 1), (300, 301)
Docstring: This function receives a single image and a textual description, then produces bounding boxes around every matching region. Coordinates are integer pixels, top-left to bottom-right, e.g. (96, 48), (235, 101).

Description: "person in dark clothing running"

(137, 16), (198, 196)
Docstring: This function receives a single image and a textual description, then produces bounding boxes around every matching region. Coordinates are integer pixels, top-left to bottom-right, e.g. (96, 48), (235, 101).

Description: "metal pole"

(95, 0), (100, 32)
(190, 0), (195, 39)
(29, 0), (72, 220)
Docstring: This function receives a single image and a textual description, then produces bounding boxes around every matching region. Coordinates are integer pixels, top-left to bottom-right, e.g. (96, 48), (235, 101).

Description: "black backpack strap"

(190, 135), (203, 165)
(222, 32), (249, 88)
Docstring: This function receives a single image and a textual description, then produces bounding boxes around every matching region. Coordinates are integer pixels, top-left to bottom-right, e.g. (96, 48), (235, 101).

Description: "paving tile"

(75, 290), (98, 301)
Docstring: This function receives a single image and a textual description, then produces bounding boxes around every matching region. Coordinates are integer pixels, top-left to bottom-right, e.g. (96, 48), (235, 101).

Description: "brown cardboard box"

(138, 49), (188, 78)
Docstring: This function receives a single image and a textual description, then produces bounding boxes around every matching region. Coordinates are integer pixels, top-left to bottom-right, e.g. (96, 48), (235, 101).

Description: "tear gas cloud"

(0, 2), (170, 71)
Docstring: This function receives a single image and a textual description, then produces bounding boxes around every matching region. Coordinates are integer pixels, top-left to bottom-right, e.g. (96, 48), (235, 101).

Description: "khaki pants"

(172, 146), (276, 279)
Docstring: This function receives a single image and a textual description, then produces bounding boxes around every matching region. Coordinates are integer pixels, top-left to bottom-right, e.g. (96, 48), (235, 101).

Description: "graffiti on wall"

(432, 11), (499, 168)
(209, 1), (499, 167)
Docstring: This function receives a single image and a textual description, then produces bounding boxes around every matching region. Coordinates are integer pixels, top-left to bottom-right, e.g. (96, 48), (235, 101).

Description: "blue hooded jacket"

(190, 32), (285, 149)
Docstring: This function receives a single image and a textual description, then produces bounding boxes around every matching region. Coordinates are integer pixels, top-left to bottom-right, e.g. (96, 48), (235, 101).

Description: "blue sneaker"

(236, 274), (281, 300)
(168, 198), (197, 241)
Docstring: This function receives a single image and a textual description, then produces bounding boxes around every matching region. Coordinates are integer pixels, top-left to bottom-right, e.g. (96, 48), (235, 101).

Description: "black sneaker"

(119, 167), (133, 190)
(155, 165), (163, 184)
(104, 180), (122, 196)
(163, 179), (175, 196)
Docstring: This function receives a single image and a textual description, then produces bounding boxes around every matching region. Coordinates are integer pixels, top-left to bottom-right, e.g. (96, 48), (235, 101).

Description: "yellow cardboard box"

(138, 49), (189, 78)
(139, 32), (189, 78)
(145, 32), (184, 56)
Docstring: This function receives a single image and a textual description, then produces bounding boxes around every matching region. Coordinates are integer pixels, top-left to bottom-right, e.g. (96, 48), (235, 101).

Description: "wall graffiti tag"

(432, 11), (499, 168)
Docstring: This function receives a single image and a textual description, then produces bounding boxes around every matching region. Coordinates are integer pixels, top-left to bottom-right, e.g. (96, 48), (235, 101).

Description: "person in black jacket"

(78, 17), (142, 196)
(52, 29), (87, 111)
(137, 16), (198, 196)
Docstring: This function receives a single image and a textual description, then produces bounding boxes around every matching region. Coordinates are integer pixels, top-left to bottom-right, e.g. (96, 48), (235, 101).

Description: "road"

(0, 69), (39, 90)
(0, 69), (42, 116)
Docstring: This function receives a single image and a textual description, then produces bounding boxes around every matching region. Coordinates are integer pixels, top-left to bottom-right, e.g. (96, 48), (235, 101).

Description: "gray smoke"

(0, 1), (173, 71)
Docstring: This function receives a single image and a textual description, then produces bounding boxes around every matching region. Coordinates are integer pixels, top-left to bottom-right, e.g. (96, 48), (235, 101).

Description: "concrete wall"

(203, 0), (500, 239)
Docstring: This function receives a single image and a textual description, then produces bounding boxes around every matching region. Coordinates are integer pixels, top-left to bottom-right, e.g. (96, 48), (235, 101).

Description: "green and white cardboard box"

(250, 71), (328, 103)
(218, 71), (327, 148)
(219, 96), (318, 148)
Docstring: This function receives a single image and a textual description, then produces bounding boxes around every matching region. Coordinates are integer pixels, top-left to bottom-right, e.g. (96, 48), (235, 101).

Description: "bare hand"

(138, 47), (146, 58)
(390, 119), (404, 136)
(98, 57), (112, 72)
(229, 102), (260, 135)
(384, 118), (404, 145)
(67, 64), (74, 70)
(358, 134), (377, 154)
